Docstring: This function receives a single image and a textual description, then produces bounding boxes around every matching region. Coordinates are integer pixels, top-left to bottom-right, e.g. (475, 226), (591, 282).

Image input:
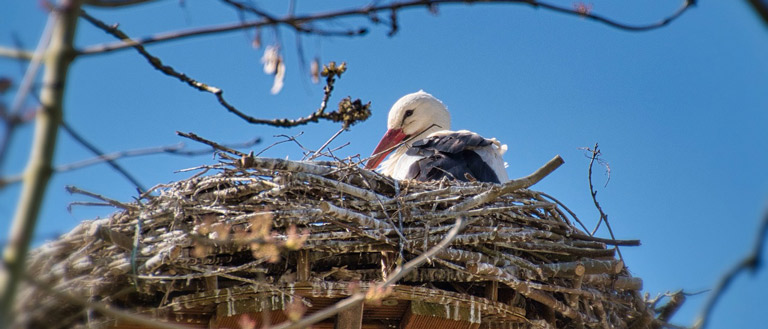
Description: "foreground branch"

(693, 209), (768, 329)
(77, 0), (695, 56)
(0, 0), (82, 326)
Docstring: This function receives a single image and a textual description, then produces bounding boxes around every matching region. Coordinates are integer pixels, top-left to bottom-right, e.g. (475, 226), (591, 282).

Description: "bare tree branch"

(79, 11), (371, 128)
(0, 0), (83, 325)
(693, 208), (768, 329)
(220, 0), (369, 37)
(77, 0), (695, 56)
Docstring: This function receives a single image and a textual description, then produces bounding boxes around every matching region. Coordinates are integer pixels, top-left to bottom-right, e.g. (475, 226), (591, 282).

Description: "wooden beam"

(334, 300), (363, 329)
(484, 281), (498, 302)
(297, 250), (311, 282)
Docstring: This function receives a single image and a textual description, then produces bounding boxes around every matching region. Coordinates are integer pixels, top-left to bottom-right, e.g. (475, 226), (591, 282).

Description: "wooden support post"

(484, 281), (498, 302)
(334, 300), (363, 329)
(297, 250), (310, 282)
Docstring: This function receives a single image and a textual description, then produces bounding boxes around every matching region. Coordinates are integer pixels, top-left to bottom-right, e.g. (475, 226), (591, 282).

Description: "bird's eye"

(404, 109), (414, 118)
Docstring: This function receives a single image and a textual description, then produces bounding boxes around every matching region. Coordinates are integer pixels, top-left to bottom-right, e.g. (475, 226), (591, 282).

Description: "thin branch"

(79, 12), (370, 128)
(78, 0), (695, 56)
(307, 126), (345, 160)
(60, 120), (147, 192)
(255, 132), (308, 157)
(220, 0), (369, 37)
(66, 185), (136, 210)
(538, 191), (591, 233)
(78, 10), (250, 125)
(176, 131), (246, 157)
(532, 0), (695, 32)
(693, 208), (768, 329)
(0, 137), (261, 188)
(584, 143), (623, 263)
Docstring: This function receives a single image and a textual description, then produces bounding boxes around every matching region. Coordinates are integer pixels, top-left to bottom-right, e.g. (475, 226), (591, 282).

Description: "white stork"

(365, 91), (509, 183)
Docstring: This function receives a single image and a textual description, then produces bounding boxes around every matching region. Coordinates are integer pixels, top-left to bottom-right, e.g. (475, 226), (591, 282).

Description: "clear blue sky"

(2, 1), (767, 328)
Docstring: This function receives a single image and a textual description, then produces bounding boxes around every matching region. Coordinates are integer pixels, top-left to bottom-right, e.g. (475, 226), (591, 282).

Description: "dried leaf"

(261, 45), (280, 74)
(310, 58), (320, 84)
(270, 58), (285, 94)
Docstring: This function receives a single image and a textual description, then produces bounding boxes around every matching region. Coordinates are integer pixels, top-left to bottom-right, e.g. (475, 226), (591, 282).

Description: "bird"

(364, 91), (509, 183)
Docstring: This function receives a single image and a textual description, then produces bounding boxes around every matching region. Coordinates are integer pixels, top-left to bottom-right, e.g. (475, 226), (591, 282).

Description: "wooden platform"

(111, 282), (526, 329)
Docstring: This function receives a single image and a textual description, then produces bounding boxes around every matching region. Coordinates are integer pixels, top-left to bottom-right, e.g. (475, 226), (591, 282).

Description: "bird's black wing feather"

(406, 132), (500, 183)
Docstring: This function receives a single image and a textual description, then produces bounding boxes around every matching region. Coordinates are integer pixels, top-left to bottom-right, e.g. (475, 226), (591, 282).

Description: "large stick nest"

(16, 156), (661, 329)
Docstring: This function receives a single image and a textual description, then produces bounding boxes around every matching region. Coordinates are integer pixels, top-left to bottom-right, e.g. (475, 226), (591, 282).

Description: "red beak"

(365, 129), (407, 170)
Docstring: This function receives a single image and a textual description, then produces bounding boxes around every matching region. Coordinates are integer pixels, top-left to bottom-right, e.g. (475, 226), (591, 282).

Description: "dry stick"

(77, 0), (695, 57)
(307, 126), (345, 161)
(584, 144), (623, 262)
(262, 217), (466, 329)
(693, 208), (768, 329)
(176, 131), (246, 157)
(297, 173), (392, 202)
(0, 1), (82, 325)
(66, 186), (136, 210)
(320, 202), (394, 231)
(444, 155), (564, 214)
(537, 191), (590, 233)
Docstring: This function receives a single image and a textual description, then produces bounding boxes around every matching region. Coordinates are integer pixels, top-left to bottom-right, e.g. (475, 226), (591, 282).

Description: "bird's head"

(365, 91), (451, 170)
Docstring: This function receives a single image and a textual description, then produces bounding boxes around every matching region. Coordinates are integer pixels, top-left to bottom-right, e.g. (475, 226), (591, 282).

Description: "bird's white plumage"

(371, 91), (509, 183)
